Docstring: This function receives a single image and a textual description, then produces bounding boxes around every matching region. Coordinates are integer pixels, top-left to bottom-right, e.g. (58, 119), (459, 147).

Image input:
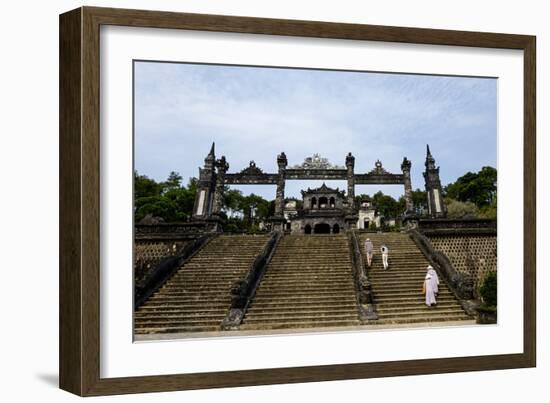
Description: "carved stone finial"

(292, 153), (344, 169)
(345, 152), (355, 168)
(401, 157), (411, 171)
(204, 142), (216, 163)
(277, 152), (288, 168)
(368, 160), (390, 175)
(425, 144), (436, 169)
(216, 155), (229, 172)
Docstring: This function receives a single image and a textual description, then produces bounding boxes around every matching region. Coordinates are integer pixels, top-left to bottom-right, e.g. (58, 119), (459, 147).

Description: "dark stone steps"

(240, 319), (361, 330)
(243, 313), (360, 323)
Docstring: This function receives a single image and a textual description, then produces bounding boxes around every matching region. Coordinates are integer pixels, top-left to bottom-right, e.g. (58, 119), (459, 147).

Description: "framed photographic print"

(59, 6), (536, 396)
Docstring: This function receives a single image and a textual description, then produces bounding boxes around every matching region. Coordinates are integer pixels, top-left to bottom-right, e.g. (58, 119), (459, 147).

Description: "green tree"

(479, 195), (497, 219)
(372, 191), (401, 217)
(134, 171), (162, 199)
(134, 171), (197, 223)
(445, 166), (497, 207)
(162, 171), (183, 192)
(411, 188), (427, 214)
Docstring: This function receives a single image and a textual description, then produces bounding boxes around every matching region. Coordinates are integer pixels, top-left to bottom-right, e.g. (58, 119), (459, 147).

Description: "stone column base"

(402, 213), (419, 231)
(190, 215), (225, 232)
(268, 216), (286, 232)
(344, 215), (358, 231)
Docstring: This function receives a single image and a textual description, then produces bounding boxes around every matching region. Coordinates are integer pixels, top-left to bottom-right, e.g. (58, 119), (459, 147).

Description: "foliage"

(134, 171), (197, 223)
(380, 222), (401, 232)
(411, 188), (427, 215)
(445, 199), (479, 218)
(163, 171), (183, 191)
(134, 171), (163, 199)
(133, 165), (497, 226)
(445, 166), (497, 207)
(221, 189), (273, 232)
(479, 195), (497, 219)
(479, 271), (497, 307)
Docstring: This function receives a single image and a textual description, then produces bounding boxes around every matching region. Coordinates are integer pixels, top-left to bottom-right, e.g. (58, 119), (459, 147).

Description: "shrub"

(446, 199), (479, 218)
(479, 271), (497, 307)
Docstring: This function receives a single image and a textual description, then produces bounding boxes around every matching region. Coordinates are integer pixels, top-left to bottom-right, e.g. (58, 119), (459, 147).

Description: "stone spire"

(192, 143), (217, 219)
(425, 144), (436, 170)
(205, 142), (215, 164)
(423, 145), (446, 218)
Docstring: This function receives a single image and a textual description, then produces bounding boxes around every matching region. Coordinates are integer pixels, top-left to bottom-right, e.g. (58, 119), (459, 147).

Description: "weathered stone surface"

(423, 145), (447, 218)
(191, 149), (417, 228)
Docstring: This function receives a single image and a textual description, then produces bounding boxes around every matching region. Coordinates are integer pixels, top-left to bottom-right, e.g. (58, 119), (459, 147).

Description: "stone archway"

(333, 223), (340, 234)
(304, 224), (312, 234)
(314, 223), (331, 234)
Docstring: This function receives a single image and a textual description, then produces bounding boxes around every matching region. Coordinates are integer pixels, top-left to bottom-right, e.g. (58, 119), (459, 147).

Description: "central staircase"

(134, 234), (269, 334)
(358, 233), (472, 325)
(240, 235), (361, 331)
(135, 232), (473, 337)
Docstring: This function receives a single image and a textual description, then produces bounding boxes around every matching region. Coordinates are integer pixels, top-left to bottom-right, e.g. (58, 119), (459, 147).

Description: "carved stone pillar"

(212, 156), (229, 216)
(345, 152), (355, 210)
(274, 152), (287, 217)
(401, 157), (413, 214)
(271, 152), (287, 231)
(192, 143), (216, 219)
(344, 152), (358, 230)
(423, 145), (447, 218)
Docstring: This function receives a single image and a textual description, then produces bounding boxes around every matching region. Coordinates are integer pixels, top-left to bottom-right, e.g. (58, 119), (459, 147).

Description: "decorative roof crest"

(292, 153), (344, 169)
(368, 160), (390, 175)
(238, 160), (264, 176)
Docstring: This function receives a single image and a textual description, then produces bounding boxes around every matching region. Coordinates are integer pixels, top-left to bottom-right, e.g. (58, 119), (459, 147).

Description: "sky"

(134, 61), (497, 200)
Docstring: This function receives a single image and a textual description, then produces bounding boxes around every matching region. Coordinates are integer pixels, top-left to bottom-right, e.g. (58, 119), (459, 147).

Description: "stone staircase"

(134, 234), (269, 334)
(358, 232), (472, 325)
(240, 235), (361, 331)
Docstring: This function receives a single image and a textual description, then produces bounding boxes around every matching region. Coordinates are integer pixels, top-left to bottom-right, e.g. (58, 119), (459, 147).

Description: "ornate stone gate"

(192, 143), (445, 231)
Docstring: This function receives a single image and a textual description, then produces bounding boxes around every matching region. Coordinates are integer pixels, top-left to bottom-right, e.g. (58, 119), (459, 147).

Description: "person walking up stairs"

(358, 233), (473, 325)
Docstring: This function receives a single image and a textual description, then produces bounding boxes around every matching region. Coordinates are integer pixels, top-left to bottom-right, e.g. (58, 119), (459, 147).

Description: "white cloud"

(134, 62), (496, 199)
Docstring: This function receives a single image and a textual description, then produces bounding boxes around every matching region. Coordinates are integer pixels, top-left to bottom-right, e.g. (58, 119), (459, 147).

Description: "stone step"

(369, 283), (451, 292)
(137, 303), (231, 311)
(256, 283), (355, 290)
(254, 290), (356, 299)
(140, 302), (231, 309)
(243, 313), (359, 323)
(135, 313), (225, 319)
(163, 278), (238, 284)
(374, 290), (453, 299)
(135, 325), (222, 334)
(149, 295), (232, 302)
(376, 301), (462, 312)
(377, 308), (467, 319)
(374, 295), (457, 304)
(172, 270), (248, 276)
(373, 315), (473, 326)
(240, 319), (361, 330)
(135, 318), (224, 327)
(368, 270), (429, 275)
(250, 299), (358, 308)
(265, 267), (353, 273)
(156, 286), (233, 292)
(262, 273), (353, 280)
(247, 304), (358, 313)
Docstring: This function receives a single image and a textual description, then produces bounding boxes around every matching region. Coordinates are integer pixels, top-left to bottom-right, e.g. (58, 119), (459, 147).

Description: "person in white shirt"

(380, 244), (389, 270)
(364, 238), (374, 268)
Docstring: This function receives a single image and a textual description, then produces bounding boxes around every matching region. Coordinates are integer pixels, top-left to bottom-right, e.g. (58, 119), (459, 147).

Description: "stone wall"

(428, 235), (497, 297)
(134, 240), (190, 288)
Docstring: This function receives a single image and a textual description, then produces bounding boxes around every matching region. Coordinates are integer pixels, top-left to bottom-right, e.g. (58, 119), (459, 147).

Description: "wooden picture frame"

(59, 6), (536, 396)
